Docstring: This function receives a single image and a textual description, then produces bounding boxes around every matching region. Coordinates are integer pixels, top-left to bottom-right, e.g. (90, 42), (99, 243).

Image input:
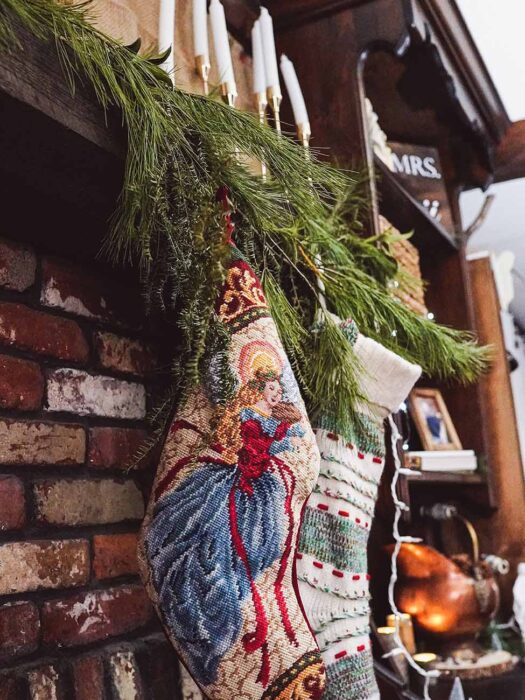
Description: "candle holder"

(376, 626), (409, 682)
(409, 653), (439, 694)
(220, 81), (237, 107)
(195, 54), (211, 96)
(386, 613), (416, 655)
(296, 121), (326, 308)
(255, 92), (268, 126)
(297, 121), (314, 193)
(267, 86), (282, 135)
(297, 121), (311, 150)
(412, 652), (438, 671)
(255, 92), (268, 181)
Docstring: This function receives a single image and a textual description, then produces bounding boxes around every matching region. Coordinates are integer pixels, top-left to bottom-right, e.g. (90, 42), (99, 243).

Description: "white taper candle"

(192, 0), (209, 61)
(259, 7), (281, 97)
(209, 0), (237, 94)
(158, 0), (176, 82)
(280, 54), (309, 127)
(252, 20), (266, 96)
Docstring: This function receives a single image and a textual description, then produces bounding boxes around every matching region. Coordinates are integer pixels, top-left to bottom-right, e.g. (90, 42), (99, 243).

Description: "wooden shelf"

(404, 470), (486, 485)
(375, 157), (459, 252)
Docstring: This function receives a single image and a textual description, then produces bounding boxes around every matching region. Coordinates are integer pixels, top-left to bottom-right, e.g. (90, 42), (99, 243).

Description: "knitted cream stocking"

(296, 320), (421, 700)
(139, 247), (326, 700)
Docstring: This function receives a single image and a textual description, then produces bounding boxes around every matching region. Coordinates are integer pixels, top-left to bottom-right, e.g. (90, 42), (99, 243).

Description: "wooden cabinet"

(219, 0), (525, 695)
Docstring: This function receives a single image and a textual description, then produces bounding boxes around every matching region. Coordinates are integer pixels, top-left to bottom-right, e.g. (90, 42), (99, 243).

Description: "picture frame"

(409, 388), (462, 451)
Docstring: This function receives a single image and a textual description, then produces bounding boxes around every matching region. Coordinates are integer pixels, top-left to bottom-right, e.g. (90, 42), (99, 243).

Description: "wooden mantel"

(0, 16), (123, 262)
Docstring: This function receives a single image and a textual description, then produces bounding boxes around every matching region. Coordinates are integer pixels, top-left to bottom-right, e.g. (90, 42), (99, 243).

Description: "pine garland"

(0, 0), (491, 435)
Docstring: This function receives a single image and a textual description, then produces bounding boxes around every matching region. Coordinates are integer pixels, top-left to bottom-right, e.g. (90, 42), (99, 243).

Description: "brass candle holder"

(297, 122), (312, 177)
(412, 652), (438, 670)
(220, 81), (238, 108)
(255, 92), (268, 180)
(267, 86), (282, 135)
(195, 54), (211, 96)
(296, 121), (326, 308)
(221, 83), (240, 160)
(297, 121), (312, 150)
(255, 92), (268, 126)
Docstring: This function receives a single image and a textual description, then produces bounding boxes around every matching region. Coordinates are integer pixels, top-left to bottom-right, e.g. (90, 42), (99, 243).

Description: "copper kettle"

(389, 529), (499, 639)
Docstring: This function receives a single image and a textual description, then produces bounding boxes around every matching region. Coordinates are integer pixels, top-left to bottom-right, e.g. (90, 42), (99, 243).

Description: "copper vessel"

(391, 543), (499, 639)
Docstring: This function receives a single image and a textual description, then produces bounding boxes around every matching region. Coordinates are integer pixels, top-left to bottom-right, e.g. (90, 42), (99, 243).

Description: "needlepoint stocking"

(139, 247), (326, 700)
(296, 320), (421, 700)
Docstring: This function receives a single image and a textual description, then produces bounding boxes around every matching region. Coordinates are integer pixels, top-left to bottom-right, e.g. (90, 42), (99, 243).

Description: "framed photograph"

(409, 388), (462, 451)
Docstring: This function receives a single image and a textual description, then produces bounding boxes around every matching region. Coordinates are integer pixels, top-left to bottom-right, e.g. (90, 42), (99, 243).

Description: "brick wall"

(0, 237), (182, 699)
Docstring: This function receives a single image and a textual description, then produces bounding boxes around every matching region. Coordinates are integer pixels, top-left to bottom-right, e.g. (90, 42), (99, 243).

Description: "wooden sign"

(388, 142), (454, 233)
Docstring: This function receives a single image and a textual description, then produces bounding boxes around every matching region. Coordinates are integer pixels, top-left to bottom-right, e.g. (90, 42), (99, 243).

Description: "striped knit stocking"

(296, 321), (421, 699)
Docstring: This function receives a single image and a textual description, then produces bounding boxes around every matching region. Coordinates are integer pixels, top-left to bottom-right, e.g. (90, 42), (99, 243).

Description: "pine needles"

(0, 0), (491, 437)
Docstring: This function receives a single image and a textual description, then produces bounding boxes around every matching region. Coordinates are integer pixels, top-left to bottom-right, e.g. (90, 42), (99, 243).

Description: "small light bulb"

(391, 329), (397, 337)
(427, 312), (435, 320)
(403, 442), (409, 451)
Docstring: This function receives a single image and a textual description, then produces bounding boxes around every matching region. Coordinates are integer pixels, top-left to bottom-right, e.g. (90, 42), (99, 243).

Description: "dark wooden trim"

(0, 10), (124, 261)
(405, 471), (485, 485)
(494, 120), (525, 183)
(412, 0), (510, 143)
(264, 0), (371, 29)
(0, 15), (123, 157)
(221, 0), (259, 50)
(469, 255), (525, 612)
(263, 0), (508, 148)
(257, 0), (509, 159)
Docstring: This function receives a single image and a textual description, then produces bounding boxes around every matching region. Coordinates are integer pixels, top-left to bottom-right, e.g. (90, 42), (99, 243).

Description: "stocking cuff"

(354, 334), (421, 417)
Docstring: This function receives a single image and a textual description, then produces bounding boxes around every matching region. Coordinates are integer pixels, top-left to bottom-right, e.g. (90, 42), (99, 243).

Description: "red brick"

(0, 476), (25, 530)
(88, 427), (149, 470)
(94, 332), (156, 376)
(0, 238), (36, 292)
(33, 479), (144, 526)
(27, 666), (64, 700)
(41, 585), (154, 647)
(0, 420), (85, 466)
(0, 602), (39, 660)
(93, 533), (139, 580)
(0, 302), (88, 362)
(0, 540), (89, 594)
(0, 355), (44, 410)
(72, 656), (105, 700)
(41, 257), (141, 326)
(109, 651), (144, 700)
(46, 369), (146, 419)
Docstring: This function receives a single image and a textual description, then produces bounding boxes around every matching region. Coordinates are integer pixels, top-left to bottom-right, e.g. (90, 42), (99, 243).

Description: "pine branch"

(0, 0), (492, 443)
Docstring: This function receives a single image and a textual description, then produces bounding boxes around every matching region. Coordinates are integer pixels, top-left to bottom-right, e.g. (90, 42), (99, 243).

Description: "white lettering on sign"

(392, 153), (442, 180)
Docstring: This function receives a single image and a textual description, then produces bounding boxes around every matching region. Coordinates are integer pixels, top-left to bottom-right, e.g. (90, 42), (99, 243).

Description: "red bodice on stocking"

(237, 417), (290, 495)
